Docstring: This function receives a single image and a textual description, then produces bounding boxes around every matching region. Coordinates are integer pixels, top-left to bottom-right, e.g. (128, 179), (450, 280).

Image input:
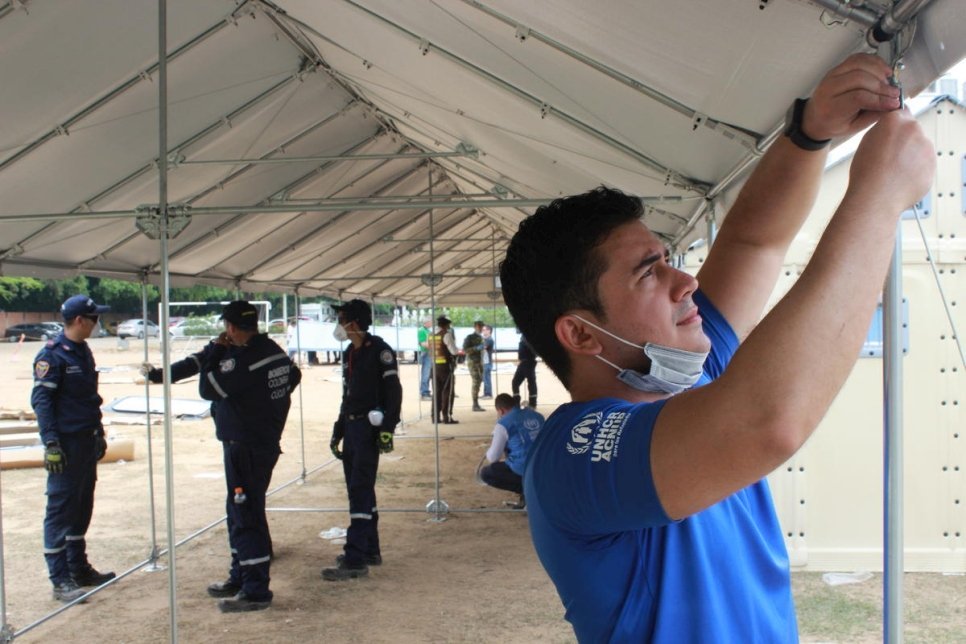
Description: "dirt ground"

(0, 335), (962, 643)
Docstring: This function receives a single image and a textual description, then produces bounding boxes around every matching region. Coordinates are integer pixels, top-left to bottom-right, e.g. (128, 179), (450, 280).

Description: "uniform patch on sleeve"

(219, 358), (236, 373)
(380, 349), (394, 365)
(34, 361), (50, 378)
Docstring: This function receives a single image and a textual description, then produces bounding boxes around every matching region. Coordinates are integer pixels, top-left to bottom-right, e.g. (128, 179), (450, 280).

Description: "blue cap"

(61, 295), (110, 320)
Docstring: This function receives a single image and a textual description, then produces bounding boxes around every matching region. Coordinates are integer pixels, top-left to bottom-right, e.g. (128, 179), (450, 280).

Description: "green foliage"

(0, 276), (88, 313)
(0, 278), (513, 332)
(439, 306), (515, 328)
(0, 277), (46, 308)
(88, 277), (159, 313)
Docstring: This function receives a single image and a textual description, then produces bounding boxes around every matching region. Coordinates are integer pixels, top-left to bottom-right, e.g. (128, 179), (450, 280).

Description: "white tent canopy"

(0, 0), (963, 307)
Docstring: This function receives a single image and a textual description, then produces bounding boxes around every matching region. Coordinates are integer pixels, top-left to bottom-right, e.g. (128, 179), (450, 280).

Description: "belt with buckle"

(347, 413), (367, 421)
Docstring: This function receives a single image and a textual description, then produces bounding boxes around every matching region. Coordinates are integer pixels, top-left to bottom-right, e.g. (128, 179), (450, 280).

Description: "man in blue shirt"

(32, 295), (116, 603)
(480, 393), (545, 508)
(498, 54), (935, 642)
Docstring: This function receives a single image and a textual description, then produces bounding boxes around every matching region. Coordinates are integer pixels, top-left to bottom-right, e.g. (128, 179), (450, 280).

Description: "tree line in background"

(0, 276), (515, 327)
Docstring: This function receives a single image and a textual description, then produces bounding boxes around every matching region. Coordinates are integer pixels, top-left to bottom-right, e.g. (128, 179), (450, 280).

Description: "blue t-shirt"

(524, 290), (797, 643)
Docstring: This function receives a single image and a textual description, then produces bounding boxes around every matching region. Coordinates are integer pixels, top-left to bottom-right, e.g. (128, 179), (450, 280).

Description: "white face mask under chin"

(573, 315), (709, 395)
(332, 324), (349, 343)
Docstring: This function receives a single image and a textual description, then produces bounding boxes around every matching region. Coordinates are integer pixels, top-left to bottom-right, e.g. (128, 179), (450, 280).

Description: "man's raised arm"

(654, 107), (935, 520)
(697, 53), (901, 339)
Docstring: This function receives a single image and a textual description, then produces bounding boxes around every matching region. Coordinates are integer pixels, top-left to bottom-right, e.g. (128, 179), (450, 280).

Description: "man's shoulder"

(34, 337), (68, 362)
(366, 334), (392, 350)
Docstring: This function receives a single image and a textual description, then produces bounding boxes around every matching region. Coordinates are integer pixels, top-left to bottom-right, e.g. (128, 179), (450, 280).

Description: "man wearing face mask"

(326, 299), (402, 581)
(499, 54), (936, 642)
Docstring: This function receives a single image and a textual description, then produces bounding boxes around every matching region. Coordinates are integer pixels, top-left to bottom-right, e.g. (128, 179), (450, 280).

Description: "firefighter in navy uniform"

(31, 295), (116, 603)
(144, 301), (301, 612)
(326, 299), (402, 581)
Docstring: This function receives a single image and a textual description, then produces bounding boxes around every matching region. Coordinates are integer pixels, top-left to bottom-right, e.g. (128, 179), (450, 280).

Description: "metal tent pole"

(490, 226), (500, 397)
(294, 290), (307, 482)
(426, 166), (447, 522)
(156, 1), (179, 640)
(140, 279), (163, 570)
(0, 464), (12, 641)
(883, 229), (905, 643)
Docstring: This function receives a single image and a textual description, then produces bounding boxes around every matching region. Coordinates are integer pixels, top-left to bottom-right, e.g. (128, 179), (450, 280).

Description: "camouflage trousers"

(467, 359), (483, 403)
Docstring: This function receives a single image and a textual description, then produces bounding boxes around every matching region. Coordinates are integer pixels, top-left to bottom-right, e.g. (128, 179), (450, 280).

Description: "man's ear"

(555, 314), (602, 356)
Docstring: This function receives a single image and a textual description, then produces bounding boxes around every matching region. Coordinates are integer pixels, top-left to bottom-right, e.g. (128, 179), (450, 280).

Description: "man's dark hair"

(500, 186), (644, 388)
(494, 393), (516, 411)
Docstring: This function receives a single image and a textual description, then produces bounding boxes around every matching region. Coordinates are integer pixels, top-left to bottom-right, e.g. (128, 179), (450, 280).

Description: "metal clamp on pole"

(135, 204), (192, 239)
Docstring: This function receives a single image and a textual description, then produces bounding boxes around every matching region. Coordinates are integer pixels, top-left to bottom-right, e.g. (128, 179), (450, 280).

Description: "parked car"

(4, 321), (64, 342)
(169, 316), (221, 337)
(116, 318), (161, 339)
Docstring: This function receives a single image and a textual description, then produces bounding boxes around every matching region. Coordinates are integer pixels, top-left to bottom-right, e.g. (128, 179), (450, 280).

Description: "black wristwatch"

(784, 98), (831, 151)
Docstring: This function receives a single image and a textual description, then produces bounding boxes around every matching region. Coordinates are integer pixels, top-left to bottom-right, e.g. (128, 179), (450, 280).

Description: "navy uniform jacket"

(31, 334), (104, 445)
(518, 338), (537, 365)
(153, 334), (301, 449)
(339, 333), (402, 432)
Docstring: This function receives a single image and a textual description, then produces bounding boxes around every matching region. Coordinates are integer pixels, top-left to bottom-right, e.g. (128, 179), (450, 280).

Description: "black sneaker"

(71, 566), (116, 587)
(52, 580), (87, 603)
(207, 579), (242, 598)
(472, 405), (485, 412)
(336, 553), (382, 567)
(217, 591), (272, 613)
(322, 561), (368, 581)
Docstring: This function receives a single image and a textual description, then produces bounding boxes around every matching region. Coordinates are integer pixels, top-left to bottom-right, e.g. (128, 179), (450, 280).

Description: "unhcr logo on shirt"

(566, 411), (600, 455)
(591, 411), (628, 463)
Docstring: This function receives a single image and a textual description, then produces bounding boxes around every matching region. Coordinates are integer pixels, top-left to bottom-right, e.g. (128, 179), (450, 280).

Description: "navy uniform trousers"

(342, 417), (381, 566)
(44, 431), (98, 584)
(224, 441), (279, 601)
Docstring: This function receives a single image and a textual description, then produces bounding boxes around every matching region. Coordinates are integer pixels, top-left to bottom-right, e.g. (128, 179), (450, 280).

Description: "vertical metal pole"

(157, 1), (179, 640)
(427, 166), (445, 521)
(0, 465), (13, 641)
(294, 290), (306, 481)
(490, 226), (500, 396)
(394, 301), (405, 432)
(883, 227), (904, 644)
(141, 279), (163, 569)
(705, 202), (717, 246)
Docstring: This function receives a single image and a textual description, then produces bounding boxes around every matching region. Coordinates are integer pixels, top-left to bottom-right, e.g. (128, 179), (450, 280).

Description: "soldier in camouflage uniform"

(463, 320), (486, 412)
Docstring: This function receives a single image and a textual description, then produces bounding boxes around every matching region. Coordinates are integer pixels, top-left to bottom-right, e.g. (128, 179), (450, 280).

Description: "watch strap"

(784, 98), (831, 151)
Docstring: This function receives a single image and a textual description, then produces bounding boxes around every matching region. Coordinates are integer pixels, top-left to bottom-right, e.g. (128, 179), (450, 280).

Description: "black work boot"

(52, 580), (87, 603)
(217, 590), (272, 613)
(207, 578), (242, 598)
(337, 553), (382, 566)
(322, 559), (369, 581)
(71, 565), (116, 587)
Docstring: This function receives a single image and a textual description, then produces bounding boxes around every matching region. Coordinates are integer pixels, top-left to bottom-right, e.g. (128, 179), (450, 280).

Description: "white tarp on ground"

(0, 0), (963, 306)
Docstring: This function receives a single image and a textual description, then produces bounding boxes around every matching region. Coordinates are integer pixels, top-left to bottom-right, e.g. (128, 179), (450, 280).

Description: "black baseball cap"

(220, 300), (259, 330)
(333, 299), (372, 329)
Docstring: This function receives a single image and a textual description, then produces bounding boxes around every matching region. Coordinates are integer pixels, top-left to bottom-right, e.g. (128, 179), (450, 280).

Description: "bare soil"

(0, 336), (961, 643)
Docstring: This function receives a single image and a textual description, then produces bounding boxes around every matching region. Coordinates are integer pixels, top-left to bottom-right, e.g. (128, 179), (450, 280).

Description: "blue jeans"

(419, 351), (432, 396)
(482, 362), (493, 397)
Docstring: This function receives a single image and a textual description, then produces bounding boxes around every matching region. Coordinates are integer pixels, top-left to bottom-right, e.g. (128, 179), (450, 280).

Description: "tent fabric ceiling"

(0, 0), (962, 307)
